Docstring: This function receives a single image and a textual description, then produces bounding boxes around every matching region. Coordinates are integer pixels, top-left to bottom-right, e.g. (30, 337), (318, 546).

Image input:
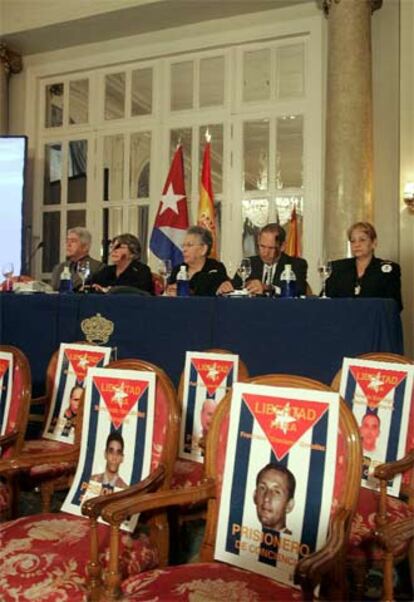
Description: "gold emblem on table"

(81, 313), (114, 344)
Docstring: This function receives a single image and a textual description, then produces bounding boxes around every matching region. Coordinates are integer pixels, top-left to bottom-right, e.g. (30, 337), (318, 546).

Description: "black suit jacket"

(325, 256), (402, 311)
(233, 252), (308, 296)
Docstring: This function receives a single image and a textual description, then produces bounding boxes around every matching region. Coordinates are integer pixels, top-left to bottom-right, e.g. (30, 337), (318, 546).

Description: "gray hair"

(68, 227), (92, 249)
(112, 233), (141, 260)
(187, 225), (213, 256)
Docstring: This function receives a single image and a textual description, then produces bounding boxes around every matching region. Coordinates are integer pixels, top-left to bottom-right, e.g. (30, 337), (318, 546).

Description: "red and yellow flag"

(285, 205), (300, 257)
(198, 138), (217, 258)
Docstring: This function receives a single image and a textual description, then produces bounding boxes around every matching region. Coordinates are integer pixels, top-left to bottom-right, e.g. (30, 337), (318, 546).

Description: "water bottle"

(280, 264), (297, 298)
(59, 266), (73, 294)
(176, 265), (190, 297)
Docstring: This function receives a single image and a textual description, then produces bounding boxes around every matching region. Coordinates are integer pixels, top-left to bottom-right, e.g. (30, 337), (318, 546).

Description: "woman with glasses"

(167, 226), (228, 296)
(89, 233), (153, 294)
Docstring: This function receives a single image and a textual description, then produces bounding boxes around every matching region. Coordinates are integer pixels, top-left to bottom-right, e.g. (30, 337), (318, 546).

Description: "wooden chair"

(0, 345), (31, 520)
(331, 352), (414, 601)
(0, 358), (179, 602)
(171, 348), (249, 491)
(13, 342), (112, 513)
(99, 374), (362, 601)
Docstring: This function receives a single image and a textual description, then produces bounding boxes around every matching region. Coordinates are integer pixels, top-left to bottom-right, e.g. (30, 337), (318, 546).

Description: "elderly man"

(218, 223), (308, 296)
(51, 227), (103, 291)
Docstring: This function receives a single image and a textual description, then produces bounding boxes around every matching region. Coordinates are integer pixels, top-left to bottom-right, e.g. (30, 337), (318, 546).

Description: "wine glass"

(238, 258), (252, 292)
(2, 262), (14, 292)
(318, 258), (332, 299)
(158, 259), (172, 295)
(77, 260), (90, 292)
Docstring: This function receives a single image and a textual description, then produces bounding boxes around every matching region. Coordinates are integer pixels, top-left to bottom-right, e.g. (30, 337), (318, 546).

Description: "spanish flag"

(198, 137), (217, 258)
(285, 205), (300, 257)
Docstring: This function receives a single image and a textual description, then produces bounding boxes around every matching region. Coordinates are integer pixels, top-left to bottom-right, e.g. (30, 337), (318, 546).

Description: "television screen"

(0, 136), (27, 277)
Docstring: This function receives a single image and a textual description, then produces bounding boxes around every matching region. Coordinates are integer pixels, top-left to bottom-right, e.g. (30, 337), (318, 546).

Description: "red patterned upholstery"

(122, 562), (304, 601)
(171, 459), (204, 489)
(348, 487), (413, 560)
(0, 359), (179, 598)
(21, 440), (74, 478)
(0, 513), (157, 602)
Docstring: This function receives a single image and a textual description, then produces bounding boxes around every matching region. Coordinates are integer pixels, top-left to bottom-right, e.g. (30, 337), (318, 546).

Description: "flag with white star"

(62, 367), (155, 531)
(149, 144), (189, 267)
(339, 357), (414, 496)
(43, 343), (112, 444)
(215, 382), (339, 587)
(179, 351), (239, 463)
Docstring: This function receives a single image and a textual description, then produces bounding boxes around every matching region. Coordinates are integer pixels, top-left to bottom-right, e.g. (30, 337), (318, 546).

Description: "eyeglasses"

(109, 242), (128, 251)
(182, 242), (203, 249)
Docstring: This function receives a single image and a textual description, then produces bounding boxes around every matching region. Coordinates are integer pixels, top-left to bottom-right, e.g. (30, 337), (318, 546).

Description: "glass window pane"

(243, 49), (271, 102)
(170, 128), (192, 197)
(130, 132), (151, 198)
(105, 72), (126, 120)
(274, 195), (303, 227)
(276, 115), (303, 189)
(131, 68), (153, 116)
(241, 199), (269, 256)
(42, 212), (60, 272)
(243, 120), (269, 191)
(67, 210), (86, 230)
(199, 124), (223, 194)
(171, 61), (193, 111)
(103, 135), (124, 201)
(44, 143), (62, 205)
(69, 79), (89, 125)
(277, 43), (305, 99)
(68, 140), (88, 203)
(200, 56), (224, 107)
(45, 83), (64, 128)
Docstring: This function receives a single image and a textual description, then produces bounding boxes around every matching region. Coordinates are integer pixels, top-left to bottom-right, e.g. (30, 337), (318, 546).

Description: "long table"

(0, 294), (403, 396)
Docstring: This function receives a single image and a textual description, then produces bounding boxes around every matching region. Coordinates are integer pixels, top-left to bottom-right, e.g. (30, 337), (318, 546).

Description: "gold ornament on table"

(81, 313), (114, 345)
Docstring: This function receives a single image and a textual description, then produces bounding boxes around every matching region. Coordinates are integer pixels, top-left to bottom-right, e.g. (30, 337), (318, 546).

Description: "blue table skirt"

(0, 294), (403, 396)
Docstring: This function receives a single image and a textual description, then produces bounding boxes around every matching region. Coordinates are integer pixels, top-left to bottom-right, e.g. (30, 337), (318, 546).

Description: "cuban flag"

(215, 383), (339, 587)
(150, 144), (189, 267)
(339, 358), (413, 496)
(0, 352), (14, 439)
(43, 343), (112, 444)
(62, 367), (155, 532)
(179, 351), (239, 463)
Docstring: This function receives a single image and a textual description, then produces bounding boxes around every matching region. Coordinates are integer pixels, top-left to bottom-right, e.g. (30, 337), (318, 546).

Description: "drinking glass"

(2, 262), (14, 292)
(158, 259), (172, 295)
(77, 260), (90, 292)
(238, 258), (252, 291)
(318, 258), (332, 299)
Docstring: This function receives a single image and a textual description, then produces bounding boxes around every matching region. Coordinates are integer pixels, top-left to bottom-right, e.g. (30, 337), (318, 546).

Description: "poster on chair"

(215, 382), (339, 588)
(43, 343), (112, 444)
(179, 351), (239, 463)
(0, 351), (14, 436)
(62, 367), (155, 531)
(339, 358), (413, 496)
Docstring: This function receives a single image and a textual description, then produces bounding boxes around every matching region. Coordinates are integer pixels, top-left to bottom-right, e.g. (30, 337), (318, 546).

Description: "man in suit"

(217, 223), (308, 296)
(51, 227), (103, 291)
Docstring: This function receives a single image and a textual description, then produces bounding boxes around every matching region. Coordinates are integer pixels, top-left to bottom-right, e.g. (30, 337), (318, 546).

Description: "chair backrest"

(61, 358), (179, 530)
(43, 342), (112, 444)
(201, 374), (361, 570)
(332, 352), (414, 494)
(99, 358), (179, 488)
(177, 348), (249, 462)
(0, 345), (31, 456)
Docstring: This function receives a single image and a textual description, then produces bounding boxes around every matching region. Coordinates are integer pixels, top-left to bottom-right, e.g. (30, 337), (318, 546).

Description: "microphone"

(29, 241), (44, 261)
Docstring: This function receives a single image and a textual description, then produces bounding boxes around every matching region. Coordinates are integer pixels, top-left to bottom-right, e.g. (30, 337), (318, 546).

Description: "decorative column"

(323, 0), (382, 259)
(0, 44), (23, 134)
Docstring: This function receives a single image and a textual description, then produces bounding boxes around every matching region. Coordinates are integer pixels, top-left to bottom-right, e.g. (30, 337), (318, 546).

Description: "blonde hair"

(347, 222), (377, 242)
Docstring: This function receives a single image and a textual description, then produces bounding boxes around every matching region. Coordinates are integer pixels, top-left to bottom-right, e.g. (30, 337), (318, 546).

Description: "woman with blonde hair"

(325, 222), (402, 310)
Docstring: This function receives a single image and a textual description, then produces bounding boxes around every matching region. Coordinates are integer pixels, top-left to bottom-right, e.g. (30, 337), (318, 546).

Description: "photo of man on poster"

(253, 463), (296, 535)
(90, 432), (128, 495)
